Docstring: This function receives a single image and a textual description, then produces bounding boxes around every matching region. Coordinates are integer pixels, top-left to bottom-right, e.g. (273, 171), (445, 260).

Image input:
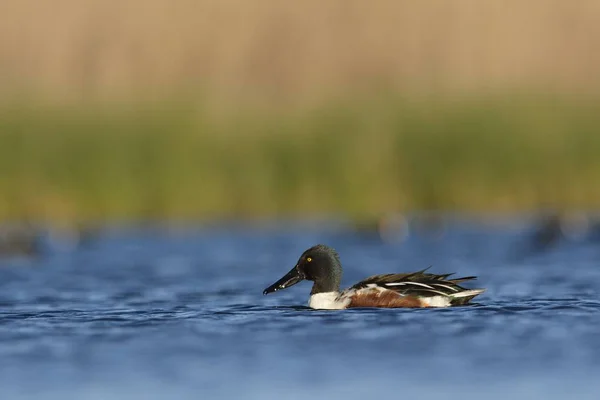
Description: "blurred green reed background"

(1, 0), (600, 223)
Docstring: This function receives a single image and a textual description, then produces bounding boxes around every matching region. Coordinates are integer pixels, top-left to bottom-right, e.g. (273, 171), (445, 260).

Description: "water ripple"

(1, 223), (600, 399)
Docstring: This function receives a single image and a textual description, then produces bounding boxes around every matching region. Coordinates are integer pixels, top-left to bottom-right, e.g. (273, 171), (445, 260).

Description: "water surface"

(1, 218), (599, 399)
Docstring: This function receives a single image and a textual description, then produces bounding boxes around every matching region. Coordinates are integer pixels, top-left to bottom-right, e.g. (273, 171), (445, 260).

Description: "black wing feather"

(350, 267), (478, 298)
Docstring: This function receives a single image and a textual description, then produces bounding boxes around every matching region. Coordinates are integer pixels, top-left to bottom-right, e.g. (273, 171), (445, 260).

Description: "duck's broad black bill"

(263, 265), (305, 295)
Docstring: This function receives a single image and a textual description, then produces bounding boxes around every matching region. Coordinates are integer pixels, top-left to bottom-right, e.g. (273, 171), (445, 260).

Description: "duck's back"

(340, 269), (485, 308)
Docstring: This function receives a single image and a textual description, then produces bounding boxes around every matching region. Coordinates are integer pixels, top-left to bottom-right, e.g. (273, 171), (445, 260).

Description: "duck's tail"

(449, 288), (486, 306)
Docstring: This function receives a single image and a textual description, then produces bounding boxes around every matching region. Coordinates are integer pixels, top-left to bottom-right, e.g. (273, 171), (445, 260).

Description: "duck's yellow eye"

(306, 257), (312, 262)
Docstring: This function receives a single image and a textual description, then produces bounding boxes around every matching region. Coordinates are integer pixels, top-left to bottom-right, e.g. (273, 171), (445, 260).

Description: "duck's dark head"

(263, 244), (343, 295)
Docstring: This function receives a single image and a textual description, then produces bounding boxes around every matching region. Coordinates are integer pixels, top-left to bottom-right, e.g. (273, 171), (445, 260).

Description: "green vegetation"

(1, 93), (600, 223)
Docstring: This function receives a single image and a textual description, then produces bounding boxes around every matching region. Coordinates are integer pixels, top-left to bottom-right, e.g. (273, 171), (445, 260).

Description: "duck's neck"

(310, 279), (340, 295)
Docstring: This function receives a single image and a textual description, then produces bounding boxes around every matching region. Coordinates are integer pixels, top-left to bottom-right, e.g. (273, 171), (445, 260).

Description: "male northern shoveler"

(263, 244), (485, 310)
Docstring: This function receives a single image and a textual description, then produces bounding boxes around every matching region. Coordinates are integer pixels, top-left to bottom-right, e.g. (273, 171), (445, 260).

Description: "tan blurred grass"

(1, 0), (600, 104)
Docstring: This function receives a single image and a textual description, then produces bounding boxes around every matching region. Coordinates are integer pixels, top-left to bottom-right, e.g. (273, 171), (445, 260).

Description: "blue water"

(1, 217), (600, 399)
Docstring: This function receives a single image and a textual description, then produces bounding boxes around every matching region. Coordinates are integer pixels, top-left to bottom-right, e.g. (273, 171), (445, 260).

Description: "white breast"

(308, 292), (350, 310)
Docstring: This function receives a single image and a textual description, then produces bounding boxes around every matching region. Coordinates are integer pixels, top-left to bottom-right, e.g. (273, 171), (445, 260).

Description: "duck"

(263, 244), (485, 310)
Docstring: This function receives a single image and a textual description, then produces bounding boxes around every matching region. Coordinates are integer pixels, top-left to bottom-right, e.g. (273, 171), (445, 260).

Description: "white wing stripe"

(385, 281), (434, 289)
(431, 283), (459, 292)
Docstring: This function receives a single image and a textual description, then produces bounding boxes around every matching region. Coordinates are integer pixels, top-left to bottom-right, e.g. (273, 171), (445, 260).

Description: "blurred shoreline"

(1, 92), (600, 224)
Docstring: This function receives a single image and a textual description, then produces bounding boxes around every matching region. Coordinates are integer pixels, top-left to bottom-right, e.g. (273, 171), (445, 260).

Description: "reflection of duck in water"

(0, 224), (44, 259)
(46, 222), (99, 253)
(263, 244), (485, 309)
(585, 216), (600, 242)
(0, 221), (99, 260)
(350, 213), (410, 244)
(528, 213), (564, 253)
(513, 211), (591, 259)
(349, 212), (447, 244)
(411, 212), (447, 241)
